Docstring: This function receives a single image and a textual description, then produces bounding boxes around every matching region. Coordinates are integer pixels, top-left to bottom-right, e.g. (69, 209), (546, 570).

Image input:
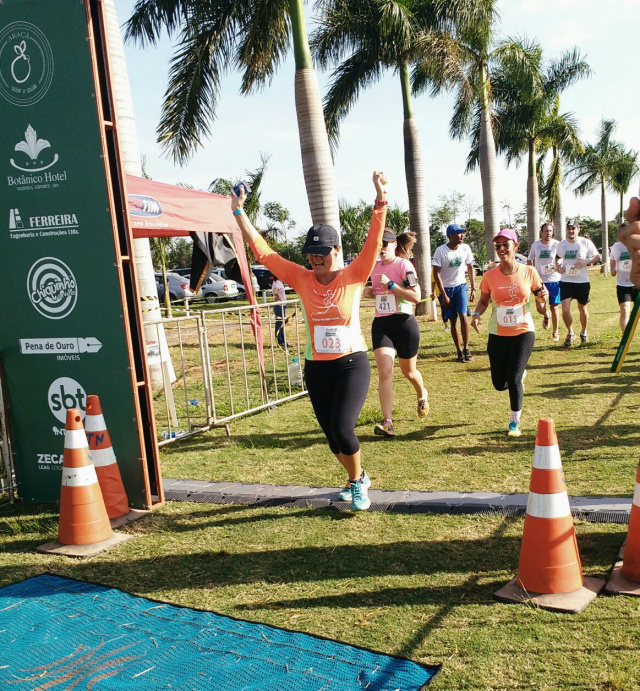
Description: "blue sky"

(113, 0), (640, 236)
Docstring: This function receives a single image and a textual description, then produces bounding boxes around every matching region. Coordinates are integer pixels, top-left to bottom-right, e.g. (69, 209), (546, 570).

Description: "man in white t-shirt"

(431, 224), (476, 361)
(528, 222), (561, 341)
(271, 277), (289, 348)
(610, 240), (639, 331)
(555, 219), (600, 346)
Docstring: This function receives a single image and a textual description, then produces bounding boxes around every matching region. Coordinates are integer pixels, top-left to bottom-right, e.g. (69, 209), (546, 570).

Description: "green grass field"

(2, 270), (640, 690)
(161, 269), (640, 499)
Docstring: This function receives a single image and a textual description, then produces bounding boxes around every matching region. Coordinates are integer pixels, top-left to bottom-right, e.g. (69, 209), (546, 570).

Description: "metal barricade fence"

(0, 357), (17, 500)
(149, 299), (307, 445)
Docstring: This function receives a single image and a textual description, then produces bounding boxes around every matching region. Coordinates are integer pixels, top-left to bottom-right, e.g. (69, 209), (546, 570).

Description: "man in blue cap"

(432, 224), (476, 361)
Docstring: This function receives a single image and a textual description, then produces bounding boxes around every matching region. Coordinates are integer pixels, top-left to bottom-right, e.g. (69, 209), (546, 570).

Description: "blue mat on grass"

(0, 574), (439, 690)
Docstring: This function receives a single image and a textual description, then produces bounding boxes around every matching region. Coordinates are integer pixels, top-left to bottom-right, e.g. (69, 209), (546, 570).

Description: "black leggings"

(304, 351), (371, 456)
(487, 332), (535, 412)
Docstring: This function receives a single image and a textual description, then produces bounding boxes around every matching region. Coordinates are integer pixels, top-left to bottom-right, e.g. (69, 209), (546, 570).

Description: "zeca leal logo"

(48, 377), (86, 423)
(27, 257), (77, 319)
(0, 22), (54, 106)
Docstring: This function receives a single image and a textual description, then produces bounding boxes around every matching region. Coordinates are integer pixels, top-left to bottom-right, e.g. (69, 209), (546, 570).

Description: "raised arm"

(347, 171), (389, 282)
(231, 185), (304, 286)
(231, 185), (260, 244)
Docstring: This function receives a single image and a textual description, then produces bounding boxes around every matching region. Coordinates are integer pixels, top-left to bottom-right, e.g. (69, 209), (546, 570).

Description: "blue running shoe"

(507, 421), (522, 437)
(350, 477), (371, 511)
(338, 470), (370, 502)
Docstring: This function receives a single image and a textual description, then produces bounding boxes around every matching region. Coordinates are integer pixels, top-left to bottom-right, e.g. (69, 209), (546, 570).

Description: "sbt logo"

(48, 377), (86, 423)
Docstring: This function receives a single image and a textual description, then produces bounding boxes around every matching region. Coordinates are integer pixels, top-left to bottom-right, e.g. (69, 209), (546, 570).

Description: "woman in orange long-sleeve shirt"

(232, 171), (389, 511)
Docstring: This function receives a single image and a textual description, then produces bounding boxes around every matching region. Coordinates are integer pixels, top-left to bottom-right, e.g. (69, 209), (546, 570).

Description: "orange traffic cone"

(605, 461), (640, 596)
(495, 418), (604, 612)
(85, 395), (129, 519)
(621, 463), (640, 582)
(517, 418), (582, 594)
(58, 408), (112, 546)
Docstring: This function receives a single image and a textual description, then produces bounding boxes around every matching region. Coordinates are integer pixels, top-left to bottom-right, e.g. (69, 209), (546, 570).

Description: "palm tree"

(104, 0), (175, 387)
(539, 104), (583, 240)
(124, 0), (340, 238)
(414, 9), (529, 261)
(610, 147), (639, 226)
(313, 0), (494, 314)
(493, 43), (591, 246)
(568, 119), (624, 273)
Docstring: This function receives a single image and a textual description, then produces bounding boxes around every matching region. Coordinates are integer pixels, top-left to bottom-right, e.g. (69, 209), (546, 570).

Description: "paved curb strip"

(163, 479), (631, 524)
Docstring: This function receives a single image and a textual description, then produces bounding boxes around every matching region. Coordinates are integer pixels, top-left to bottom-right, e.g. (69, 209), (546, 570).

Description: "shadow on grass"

(0, 508), (623, 598)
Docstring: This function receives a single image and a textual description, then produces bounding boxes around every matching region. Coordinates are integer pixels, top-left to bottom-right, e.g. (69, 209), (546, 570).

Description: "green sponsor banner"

(0, 0), (148, 505)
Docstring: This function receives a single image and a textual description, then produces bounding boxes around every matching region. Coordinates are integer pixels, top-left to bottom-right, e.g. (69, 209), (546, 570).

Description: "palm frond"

(411, 32), (468, 97)
(124, 0), (199, 46)
(157, 19), (231, 164)
(322, 52), (382, 154)
(610, 147), (639, 196)
(237, 0), (289, 93)
(544, 47), (592, 94)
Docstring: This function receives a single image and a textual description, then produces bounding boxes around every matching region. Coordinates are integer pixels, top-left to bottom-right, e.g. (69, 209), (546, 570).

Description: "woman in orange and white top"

(471, 229), (548, 437)
(231, 172), (389, 511)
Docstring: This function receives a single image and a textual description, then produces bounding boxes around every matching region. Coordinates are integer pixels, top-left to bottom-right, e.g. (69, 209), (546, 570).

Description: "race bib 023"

(314, 325), (352, 354)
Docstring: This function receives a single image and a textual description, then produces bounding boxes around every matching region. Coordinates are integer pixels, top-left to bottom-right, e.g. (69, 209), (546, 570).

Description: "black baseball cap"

(382, 229), (397, 243)
(302, 224), (340, 256)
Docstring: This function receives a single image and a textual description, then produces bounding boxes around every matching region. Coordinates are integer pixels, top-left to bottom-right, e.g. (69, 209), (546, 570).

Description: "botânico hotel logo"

(7, 125), (69, 193)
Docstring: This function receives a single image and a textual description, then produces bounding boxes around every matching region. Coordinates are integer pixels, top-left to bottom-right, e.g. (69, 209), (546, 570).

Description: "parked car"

(170, 268), (192, 277)
(251, 265), (292, 292)
(211, 267), (260, 296)
(251, 265), (276, 291)
(155, 273), (194, 302)
(197, 274), (239, 303)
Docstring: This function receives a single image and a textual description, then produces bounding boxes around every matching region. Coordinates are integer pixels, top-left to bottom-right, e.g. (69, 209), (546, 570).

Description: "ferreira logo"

(27, 257), (78, 319)
(0, 22), (54, 106)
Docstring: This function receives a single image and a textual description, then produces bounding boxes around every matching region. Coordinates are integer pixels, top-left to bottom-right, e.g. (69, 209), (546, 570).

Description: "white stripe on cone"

(526, 490), (571, 519)
(62, 465), (99, 487)
(90, 447), (117, 468)
(532, 444), (562, 470)
(85, 413), (107, 432)
(633, 484), (640, 509)
(64, 428), (89, 450)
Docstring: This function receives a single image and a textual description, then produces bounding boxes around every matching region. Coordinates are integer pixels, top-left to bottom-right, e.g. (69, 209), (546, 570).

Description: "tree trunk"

(601, 175), (609, 276)
(400, 64), (430, 317)
(620, 192), (624, 228)
(289, 1), (341, 260)
(552, 147), (565, 240)
(526, 138), (539, 247)
(104, 0), (174, 387)
(478, 64), (499, 263)
(553, 198), (564, 241)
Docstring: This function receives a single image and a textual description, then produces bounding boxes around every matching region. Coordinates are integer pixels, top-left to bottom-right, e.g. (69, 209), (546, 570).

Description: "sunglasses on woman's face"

(493, 241), (510, 249)
(382, 240), (395, 248)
